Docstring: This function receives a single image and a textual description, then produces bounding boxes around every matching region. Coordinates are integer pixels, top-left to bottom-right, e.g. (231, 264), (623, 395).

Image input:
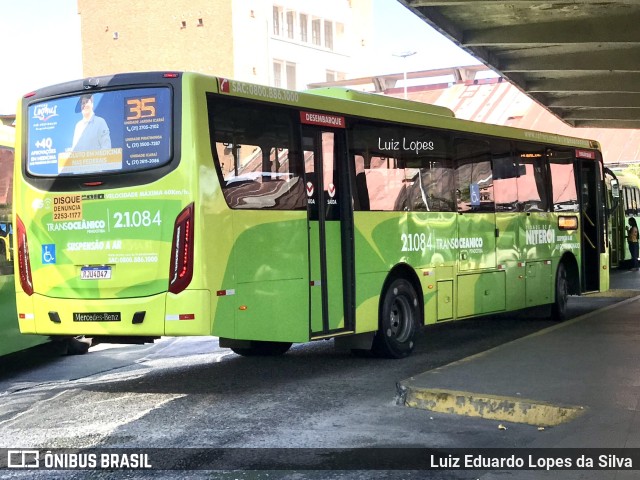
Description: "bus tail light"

(16, 215), (34, 296)
(559, 215), (579, 231)
(168, 203), (195, 294)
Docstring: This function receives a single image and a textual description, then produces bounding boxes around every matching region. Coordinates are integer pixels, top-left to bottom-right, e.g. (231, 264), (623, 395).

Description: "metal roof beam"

(500, 50), (640, 73)
(545, 93), (640, 108)
(552, 108), (640, 121)
(525, 73), (640, 93)
(573, 120), (640, 128)
(462, 16), (640, 47)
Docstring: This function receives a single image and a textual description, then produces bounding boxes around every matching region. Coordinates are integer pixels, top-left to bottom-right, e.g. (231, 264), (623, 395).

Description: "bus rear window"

(26, 87), (172, 176)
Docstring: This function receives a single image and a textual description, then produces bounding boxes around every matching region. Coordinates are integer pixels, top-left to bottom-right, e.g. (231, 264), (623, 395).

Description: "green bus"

(14, 72), (609, 358)
(0, 124), (51, 356)
(607, 167), (640, 268)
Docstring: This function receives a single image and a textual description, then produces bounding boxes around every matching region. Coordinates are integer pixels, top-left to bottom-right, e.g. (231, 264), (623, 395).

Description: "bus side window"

(548, 148), (579, 212)
(402, 128), (454, 212)
(492, 140), (518, 212)
(349, 122), (454, 212)
(454, 137), (494, 213)
(349, 122), (404, 211)
(515, 143), (549, 212)
(353, 155), (370, 211)
(209, 98), (306, 210)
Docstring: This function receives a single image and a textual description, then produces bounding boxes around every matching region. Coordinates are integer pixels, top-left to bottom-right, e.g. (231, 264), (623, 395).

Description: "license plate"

(81, 266), (112, 280)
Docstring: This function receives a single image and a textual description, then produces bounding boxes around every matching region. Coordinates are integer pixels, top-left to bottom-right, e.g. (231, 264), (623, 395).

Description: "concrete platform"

(399, 269), (640, 456)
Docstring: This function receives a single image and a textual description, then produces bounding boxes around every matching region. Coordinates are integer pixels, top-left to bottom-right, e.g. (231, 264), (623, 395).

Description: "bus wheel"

(231, 341), (292, 357)
(67, 336), (92, 355)
(51, 336), (91, 355)
(372, 278), (419, 359)
(551, 263), (569, 322)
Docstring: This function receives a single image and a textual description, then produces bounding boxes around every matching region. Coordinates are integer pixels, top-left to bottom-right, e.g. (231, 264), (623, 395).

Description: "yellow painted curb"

(403, 387), (584, 427)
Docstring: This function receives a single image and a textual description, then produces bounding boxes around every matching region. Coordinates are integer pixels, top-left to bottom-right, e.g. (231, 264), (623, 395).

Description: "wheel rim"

(387, 289), (413, 343)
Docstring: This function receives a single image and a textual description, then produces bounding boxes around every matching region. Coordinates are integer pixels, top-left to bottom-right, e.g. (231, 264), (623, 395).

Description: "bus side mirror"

(611, 179), (620, 199)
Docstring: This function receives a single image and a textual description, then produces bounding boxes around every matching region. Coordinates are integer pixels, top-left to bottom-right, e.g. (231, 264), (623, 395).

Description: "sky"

(368, 0), (478, 77)
(0, 0), (82, 114)
(0, 0), (479, 114)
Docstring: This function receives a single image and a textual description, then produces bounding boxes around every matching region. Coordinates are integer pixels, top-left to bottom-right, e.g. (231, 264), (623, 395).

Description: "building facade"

(78, 0), (373, 90)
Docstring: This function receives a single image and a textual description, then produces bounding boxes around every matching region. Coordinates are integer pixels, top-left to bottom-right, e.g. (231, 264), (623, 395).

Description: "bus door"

(301, 122), (354, 338)
(577, 151), (604, 292)
(454, 138), (497, 272)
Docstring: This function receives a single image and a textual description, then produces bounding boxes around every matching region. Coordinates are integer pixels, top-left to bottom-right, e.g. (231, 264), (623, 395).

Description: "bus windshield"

(26, 87), (172, 177)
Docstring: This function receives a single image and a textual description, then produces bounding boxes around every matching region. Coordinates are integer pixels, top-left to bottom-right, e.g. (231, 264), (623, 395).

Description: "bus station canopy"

(402, 0), (640, 129)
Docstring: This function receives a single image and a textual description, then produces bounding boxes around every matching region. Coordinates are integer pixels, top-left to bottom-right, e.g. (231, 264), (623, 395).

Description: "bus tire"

(372, 277), (419, 359)
(551, 263), (569, 322)
(66, 336), (92, 355)
(231, 341), (292, 357)
(51, 336), (91, 355)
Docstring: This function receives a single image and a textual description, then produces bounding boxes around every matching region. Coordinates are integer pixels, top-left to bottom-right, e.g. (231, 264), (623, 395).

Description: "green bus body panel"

(18, 188), (183, 299)
(436, 280), (453, 321)
(224, 211), (309, 343)
(600, 254), (610, 292)
(309, 222), (345, 334)
(525, 262), (553, 306)
(457, 272), (506, 318)
(0, 275), (48, 356)
(457, 213), (496, 270)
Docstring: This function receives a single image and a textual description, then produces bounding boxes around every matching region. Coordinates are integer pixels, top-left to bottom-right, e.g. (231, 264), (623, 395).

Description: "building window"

(326, 70), (346, 82)
(273, 61), (283, 87)
(273, 61), (297, 89)
(299, 14), (308, 42)
(324, 20), (333, 50)
(312, 18), (321, 46)
(336, 22), (345, 50)
(286, 11), (295, 39)
(286, 63), (296, 89)
(273, 6), (282, 36)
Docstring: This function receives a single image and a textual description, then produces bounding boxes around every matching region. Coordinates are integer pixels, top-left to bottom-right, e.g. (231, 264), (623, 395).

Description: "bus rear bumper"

(17, 290), (211, 337)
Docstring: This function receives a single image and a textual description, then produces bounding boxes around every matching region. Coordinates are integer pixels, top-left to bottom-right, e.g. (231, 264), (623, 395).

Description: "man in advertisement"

(72, 94), (111, 151)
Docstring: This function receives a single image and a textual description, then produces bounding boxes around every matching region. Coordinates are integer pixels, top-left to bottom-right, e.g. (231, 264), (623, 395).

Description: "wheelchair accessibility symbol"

(42, 244), (56, 264)
(470, 183), (480, 207)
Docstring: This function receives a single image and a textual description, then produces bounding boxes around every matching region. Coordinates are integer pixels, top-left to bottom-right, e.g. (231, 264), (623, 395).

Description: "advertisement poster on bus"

(27, 87), (172, 177)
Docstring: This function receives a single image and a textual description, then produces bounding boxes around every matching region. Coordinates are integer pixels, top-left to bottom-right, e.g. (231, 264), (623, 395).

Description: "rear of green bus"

(14, 72), (210, 341)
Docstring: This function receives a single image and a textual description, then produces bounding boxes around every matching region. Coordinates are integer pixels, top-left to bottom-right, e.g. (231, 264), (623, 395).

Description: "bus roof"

(205, 74), (600, 152)
(305, 87), (455, 118)
(21, 71), (601, 152)
(0, 125), (14, 148)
